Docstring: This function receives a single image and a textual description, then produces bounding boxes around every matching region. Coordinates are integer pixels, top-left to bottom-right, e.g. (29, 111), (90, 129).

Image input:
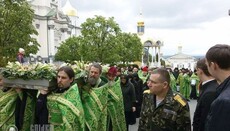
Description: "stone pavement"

(129, 99), (197, 131)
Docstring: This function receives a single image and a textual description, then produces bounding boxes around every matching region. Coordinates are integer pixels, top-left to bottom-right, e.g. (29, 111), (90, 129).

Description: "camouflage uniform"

(138, 89), (191, 131)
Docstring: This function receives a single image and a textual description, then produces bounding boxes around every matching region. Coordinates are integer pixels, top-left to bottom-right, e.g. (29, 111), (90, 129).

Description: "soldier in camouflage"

(138, 68), (191, 131)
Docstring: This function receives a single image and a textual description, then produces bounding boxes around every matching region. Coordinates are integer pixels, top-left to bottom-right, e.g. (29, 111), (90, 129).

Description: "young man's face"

(196, 68), (202, 80)
(57, 71), (73, 88)
(205, 58), (215, 78)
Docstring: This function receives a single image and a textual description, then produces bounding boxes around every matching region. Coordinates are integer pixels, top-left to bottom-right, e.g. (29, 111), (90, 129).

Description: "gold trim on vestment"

(85, 102), (98, 131)
(0, 90), (17, 127)
(63, 116), (72, 129)
(48, 96), (81, 116)
(108, 89), (119, 102)
(108, 103), (122, 131)
(0, 90), (17, 102)
(0, 111), (14, 127)
(90, 91), (103, 111)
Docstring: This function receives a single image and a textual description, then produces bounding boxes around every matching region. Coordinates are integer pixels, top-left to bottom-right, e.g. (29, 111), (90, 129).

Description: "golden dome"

(62, 0), (78, 16)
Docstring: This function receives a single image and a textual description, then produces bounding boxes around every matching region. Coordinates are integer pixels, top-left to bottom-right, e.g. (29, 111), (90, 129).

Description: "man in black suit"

(193, 58), (219, 131)
(205, 44), (230, 131)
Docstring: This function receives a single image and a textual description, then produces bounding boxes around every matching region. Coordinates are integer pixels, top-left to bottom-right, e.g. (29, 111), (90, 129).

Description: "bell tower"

(137, 8), (145, 36)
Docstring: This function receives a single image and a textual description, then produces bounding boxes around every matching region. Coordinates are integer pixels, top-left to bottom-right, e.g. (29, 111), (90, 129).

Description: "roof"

(167, 53), (197, 60)
(62, 0), (78, 17)
(45, 8), (56, 17)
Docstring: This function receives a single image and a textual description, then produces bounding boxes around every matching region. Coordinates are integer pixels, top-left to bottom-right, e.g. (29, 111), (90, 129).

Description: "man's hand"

(40, 89), (49, 95)
(132, 107), (136, 112)
(15, 88), (22, 93)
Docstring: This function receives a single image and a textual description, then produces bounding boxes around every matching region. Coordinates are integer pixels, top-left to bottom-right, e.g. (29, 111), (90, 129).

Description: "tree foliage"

(80, 15), (121, 63)
(55, 15), (143, 64)
(117, 32), (143, 64)
(0, 0), (39, 67)
(55, 36), (83, 62)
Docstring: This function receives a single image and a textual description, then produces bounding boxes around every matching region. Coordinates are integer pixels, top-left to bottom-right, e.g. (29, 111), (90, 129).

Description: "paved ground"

(129, 99), (197, 131)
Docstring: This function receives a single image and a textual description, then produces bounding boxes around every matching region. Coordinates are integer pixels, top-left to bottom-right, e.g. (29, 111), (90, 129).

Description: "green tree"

(55, 15), (143, 64)
(0, 0), (39, 67)
(55, 36), (83, 62)
(80, 15), (121, 64)
(117, 32), (143, 64)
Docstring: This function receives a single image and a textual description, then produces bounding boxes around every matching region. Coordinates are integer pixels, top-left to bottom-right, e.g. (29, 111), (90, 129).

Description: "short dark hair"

(58, 66), (75, 79)
(196, 58), (211, 76)
(206, 44), (230, 69)
(152, 68), (170, 85)
(89, 63), (102, 74)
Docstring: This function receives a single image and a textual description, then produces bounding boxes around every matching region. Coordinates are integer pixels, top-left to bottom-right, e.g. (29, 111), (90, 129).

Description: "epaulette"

(143, 89), (151, 94)
(173, 94), (186, 107)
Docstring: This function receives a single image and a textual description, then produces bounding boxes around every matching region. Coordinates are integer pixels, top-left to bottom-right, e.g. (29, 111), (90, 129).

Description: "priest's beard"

(87, 77), (97, 86)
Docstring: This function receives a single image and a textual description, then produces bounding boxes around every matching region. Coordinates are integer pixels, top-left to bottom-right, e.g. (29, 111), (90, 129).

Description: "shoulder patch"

(143, 89), (151, 94)
(174, 94), (186, 107)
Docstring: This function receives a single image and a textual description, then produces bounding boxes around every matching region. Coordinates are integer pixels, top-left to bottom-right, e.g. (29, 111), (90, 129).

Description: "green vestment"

(177, 73), (184, 94)
(0, 89), (35, 131)
(182, 74), (191, 99)
(139, 71), (149, 84)
(81, 83), (108, 131)
(47, 84), (85, 131)
(0, 88), (18, 131)
(22, 90), (37, 131)
(177, 73), (191, 99)
(190, 73), (200, 95)
(107, 80), (126, 131)
(169, 73), (177, 92)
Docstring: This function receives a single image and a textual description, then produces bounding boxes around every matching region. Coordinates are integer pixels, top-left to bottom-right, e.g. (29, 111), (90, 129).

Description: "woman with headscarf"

(120, 74), (136, 131)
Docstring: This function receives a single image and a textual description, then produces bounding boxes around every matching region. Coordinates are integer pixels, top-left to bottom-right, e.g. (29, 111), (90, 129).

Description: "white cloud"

(64, 0), (230, 56)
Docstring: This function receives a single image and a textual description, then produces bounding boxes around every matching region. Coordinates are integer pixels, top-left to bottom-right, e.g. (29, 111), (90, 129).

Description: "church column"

(62, 28), (68, 41)
(154, 46), (157, 66)
(70, 16), (78, 36)
(48, 24), (55, 63)
(67, 29), (72, 38)
(151, 46), (154, 67)
(157, 46), (161, 67)
(156, 40), (163, 68)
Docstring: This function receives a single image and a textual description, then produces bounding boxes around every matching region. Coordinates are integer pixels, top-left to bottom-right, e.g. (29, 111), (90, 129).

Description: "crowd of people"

(0, 44), (230, 131)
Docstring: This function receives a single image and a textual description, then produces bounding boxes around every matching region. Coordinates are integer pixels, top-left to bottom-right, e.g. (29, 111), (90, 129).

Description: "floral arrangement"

(59, 61), (88, 79)
(0, 61), (110, 82)
(1, 62), (57, 80)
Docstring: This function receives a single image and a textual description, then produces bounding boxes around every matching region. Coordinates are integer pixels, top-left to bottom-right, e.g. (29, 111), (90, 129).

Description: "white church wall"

(38, 20), (49, 58)
(29, 0), (81, 62)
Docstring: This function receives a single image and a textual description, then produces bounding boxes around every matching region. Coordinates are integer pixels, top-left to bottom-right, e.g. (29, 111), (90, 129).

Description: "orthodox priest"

(77, 63), (108, 131)
(35, 66), (85, 130)
(106, 66), (126, 131)
(0, 74), (37, 131)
